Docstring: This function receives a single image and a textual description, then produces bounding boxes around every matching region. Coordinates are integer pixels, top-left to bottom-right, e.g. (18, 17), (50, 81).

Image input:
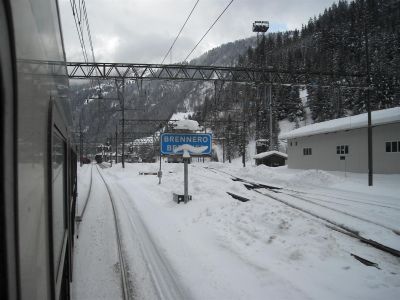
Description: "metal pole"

(109, 137), (112, 167)
(79, 128), (83, 167)
(222, 135), (225, 163)
(115, 124), (118, 164)
(242, 121), (246, 167)
(228, 132), (231, 163)
(158, 128), (163, 184)
(159, 152), (162, 184)
(269, 84), (273, 150)
(203, 127), (206, 163)
(122, 79), (125, 168)
(184, 159), (188, 203)
(364, 4), (373, 186)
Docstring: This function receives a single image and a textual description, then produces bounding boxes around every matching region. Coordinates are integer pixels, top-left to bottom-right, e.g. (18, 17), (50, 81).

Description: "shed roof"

(279, 107), (400, 140)
(253, 150), (288, 159)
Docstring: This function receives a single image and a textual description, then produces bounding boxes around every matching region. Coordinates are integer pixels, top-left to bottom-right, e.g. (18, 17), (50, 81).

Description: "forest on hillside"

(191, 0), (400, 159)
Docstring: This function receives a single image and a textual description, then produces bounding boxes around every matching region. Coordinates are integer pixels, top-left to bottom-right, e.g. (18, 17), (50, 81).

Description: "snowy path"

(71, 165), (124, 300)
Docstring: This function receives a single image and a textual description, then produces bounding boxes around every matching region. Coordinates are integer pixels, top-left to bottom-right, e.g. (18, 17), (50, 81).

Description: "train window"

(52, 131), (67, 275)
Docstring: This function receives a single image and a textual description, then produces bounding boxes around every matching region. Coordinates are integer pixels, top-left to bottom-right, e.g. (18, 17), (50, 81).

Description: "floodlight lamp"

(252, 21), (269, 33)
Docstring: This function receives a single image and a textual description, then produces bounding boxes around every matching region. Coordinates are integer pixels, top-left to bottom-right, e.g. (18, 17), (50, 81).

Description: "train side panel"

(9, 0), (71, 299)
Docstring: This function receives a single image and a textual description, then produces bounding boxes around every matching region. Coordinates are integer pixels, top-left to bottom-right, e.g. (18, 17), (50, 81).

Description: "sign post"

(160, 133), (212, 204)
(183, 150), (190, 203)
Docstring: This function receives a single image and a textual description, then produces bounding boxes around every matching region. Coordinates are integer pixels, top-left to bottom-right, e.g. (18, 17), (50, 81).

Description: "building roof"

(279, 107), (400, 140)
(253, 150), (288, 159)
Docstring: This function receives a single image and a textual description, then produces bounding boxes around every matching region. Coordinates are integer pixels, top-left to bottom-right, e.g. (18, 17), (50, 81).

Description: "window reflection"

(52, 132), (66, 275)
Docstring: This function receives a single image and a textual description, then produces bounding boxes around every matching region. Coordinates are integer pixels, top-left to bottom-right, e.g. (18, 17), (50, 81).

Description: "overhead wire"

(161, 0), (200, 64)
(82, 0), (96, 62)
(69, 0), (89, 63)
(82, 0), (102, 91)
(69, 0), (103, 141)
(183, 0), (234, 62)
(71, 0), (99, 103)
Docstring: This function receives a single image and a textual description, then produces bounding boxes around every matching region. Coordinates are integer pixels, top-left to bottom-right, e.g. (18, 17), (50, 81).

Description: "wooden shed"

(254, 151), (288, 167)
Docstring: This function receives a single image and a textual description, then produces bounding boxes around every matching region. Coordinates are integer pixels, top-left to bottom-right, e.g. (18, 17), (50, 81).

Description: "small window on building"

(303, 148), (312, 155)
(386, 142), (391, 152)
(290, 141), (292, 146)
(295, 141), (298, 146)
(337, 145), (349, 155)
(386, 141), (400, 152)
(392, 141), (398, 152)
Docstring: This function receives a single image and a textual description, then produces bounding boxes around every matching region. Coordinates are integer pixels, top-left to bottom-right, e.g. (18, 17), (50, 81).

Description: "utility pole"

(115, 124), (118, 164)
(269, 82), (273, 150)
(222, 136), (225, 163)
(122, 79), (125, 168)
(228, 131), (231, 163)
(79, 128), (83, 167)
(78, 109), (84, 166)
(242, 121), (246, 167)
(116, 79), (126, 168)
(363, 2), (373, 186)
(242, 92), (247, 167)
(252, 21), (270, 149)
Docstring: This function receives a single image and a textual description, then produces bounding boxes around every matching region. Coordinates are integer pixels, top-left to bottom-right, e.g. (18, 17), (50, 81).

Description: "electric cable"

(69, 0), (89, 62)
(69, 0), (103, 141)
(161, 0), (200, 64)
(82, 0), (102, 90)
(183, 0), (234, 62)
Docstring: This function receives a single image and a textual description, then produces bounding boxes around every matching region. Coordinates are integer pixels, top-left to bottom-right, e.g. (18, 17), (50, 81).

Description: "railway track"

(96, 166), (187, 300)
(251, 185), (400, 234)
(285, 189), (400, 211)
(96, 165), (130, 300)
(205, 167), (400, 257)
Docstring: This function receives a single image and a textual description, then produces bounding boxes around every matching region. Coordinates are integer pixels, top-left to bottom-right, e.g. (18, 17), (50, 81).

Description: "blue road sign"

(161, 133), (212, 155)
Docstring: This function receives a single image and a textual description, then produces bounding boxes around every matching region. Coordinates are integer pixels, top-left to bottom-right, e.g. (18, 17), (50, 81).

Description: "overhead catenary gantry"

(19, 59), (368, 170)
(65, 61), (366, 88)
(17, 59), (367, 88)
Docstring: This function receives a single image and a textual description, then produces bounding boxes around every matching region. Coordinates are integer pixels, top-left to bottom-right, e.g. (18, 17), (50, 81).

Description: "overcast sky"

(59, 0), (338, 64)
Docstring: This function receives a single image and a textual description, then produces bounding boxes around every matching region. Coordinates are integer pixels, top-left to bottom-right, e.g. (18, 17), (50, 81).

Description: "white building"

(279, 107), (400, 174)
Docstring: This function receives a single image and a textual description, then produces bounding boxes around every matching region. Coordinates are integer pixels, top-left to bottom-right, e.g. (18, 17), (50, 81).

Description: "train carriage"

(1, 0), (77, 299)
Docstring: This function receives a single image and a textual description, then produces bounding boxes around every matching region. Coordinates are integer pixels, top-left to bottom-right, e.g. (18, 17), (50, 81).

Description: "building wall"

(286, 122), (400, 174)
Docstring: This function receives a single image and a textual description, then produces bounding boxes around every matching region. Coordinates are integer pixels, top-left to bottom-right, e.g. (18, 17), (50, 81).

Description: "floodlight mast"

(253, 21), (272, 151)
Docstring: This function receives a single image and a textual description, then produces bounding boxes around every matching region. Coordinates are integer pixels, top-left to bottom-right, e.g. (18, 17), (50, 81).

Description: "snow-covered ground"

(72, 165), (124, 299)
(73, 161), (400, 300)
